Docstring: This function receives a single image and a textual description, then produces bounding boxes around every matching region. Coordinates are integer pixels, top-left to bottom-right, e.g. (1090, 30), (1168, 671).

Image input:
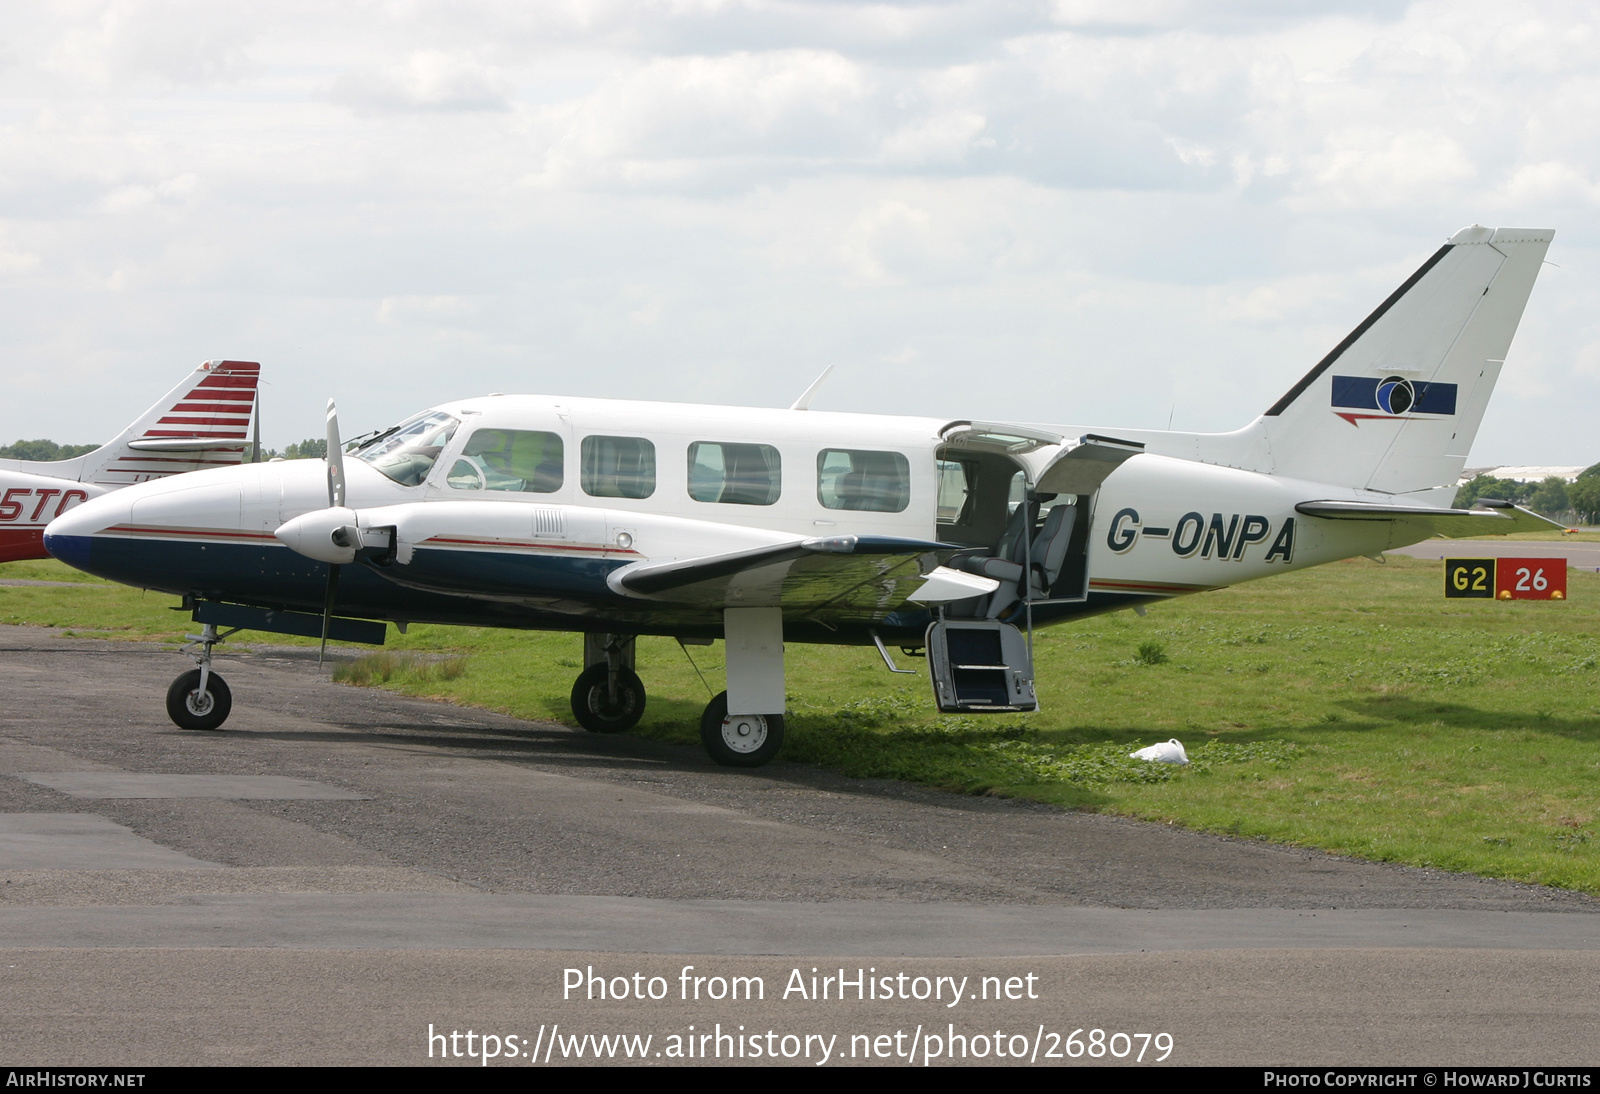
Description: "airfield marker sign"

(1444, 558), (1567, 600)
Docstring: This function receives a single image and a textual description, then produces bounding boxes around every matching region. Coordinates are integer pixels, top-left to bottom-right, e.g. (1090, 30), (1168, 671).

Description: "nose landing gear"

(167, 623), (237, 731)
(570, 633), (646, 733)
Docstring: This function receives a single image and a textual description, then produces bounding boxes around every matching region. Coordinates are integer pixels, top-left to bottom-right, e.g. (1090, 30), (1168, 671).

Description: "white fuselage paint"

(47, 392), (1428, 613)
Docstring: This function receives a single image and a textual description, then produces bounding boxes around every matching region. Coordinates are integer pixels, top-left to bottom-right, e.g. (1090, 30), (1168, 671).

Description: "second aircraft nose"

(43, 488), (132, 572)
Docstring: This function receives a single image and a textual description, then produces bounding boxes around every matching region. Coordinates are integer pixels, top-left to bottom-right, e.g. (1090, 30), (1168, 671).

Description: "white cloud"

(879, 109), (988, 165)
(1290, 130), (1477, 210)
(327, 51), (513, 113)
(0, 244), (40, 278)
(95, 172), (200, 214)
(378, 295), (481, 324)
(0, 1), (1597, 464)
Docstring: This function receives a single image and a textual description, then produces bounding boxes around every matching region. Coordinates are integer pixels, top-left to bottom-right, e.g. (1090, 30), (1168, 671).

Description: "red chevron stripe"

(182, 387), (254, 401)
(1334, 412), (1418, 427)
(157, 416), (251, 427)
(172, 402), (254, 414)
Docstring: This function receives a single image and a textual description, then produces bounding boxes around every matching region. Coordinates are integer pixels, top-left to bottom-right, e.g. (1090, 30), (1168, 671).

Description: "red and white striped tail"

(81, 360), (261, 486)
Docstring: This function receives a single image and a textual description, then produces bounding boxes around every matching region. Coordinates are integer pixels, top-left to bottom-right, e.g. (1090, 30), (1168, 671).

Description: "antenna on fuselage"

(788, 365), (834, 411)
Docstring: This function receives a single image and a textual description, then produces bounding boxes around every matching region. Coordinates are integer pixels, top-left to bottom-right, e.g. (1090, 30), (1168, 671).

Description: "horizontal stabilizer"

(126, 437), (250, 452)
(1295, 499), (1565, 539)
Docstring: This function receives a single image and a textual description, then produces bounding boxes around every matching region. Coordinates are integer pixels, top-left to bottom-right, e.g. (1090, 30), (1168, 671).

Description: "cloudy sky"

(1, 0), (1595, 464)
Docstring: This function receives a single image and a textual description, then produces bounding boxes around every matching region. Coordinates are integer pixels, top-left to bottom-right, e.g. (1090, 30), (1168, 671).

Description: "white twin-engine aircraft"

(44, 226), (1560, 767)
(0, 360), (261, 563)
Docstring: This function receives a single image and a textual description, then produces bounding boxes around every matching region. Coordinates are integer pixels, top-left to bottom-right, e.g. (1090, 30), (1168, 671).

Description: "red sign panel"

(1494, 558), (1567, 600)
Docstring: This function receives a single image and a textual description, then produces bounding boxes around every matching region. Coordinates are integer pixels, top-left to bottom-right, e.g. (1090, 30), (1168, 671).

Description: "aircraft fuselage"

(45, 394), (1412, 646)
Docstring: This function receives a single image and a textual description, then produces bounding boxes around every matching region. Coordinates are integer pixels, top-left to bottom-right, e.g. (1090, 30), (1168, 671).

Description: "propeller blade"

(325, 398), (346, 509)
(317, 563), (340, 669)
(251, 387), (261, 464)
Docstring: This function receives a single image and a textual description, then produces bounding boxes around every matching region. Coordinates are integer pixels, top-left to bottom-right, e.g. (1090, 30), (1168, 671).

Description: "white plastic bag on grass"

(1130, 739), (1188, 764)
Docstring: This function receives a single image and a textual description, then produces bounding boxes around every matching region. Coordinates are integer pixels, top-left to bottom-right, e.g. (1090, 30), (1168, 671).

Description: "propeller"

(319, 399), (346, 669)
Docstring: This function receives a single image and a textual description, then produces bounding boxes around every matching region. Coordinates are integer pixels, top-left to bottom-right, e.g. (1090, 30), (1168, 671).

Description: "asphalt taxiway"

(1, 625), (1596, 1066)
(1388, 537), (1600, 569)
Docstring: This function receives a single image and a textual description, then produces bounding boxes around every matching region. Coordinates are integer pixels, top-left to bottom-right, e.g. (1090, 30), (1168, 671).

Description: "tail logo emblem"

(1375, 376), (1415, 414)
(1331, 374), (1456, 426)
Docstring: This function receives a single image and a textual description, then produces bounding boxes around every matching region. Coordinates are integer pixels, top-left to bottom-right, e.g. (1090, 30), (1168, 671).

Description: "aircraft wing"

(1295, 499), (1565, 538)
(608, 534), (967, 612)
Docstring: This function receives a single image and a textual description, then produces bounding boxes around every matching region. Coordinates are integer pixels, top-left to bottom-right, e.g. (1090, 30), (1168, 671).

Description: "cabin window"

(355, 411), (459, 487)
(687, 442), (781, 505)
(817, 449), (910, 513)
(1006, 469), (1027, 514)
(581, 435), (656, 499)
(446, 428), (564, 493)
(936, 459), (975, 525)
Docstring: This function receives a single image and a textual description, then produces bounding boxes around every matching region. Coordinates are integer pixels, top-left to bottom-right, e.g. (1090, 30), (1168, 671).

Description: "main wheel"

(570, 663), (646, 733)
(166, 669), (233, 731)
(698, 691), (784, 768)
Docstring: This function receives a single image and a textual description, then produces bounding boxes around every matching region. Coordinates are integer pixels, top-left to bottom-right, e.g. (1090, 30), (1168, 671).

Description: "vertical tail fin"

(1256, 226), (1552, 495)
(73, 360), (261, 486)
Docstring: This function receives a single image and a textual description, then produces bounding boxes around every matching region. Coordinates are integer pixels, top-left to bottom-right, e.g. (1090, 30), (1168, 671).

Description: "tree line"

(1455, 464), (1600, 524)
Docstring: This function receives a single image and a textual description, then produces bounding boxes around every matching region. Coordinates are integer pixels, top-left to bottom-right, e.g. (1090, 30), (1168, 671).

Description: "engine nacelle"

(275, 507), (361, 564)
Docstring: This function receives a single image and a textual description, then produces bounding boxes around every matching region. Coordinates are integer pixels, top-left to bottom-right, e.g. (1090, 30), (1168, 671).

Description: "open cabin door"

(935, 427), (1143, 610)
(926, 428), (1143, 713)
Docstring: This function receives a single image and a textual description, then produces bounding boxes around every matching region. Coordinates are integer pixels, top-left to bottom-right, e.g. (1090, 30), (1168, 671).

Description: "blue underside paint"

(45, 533), (1149, 644)
(41, 532), (91, 571)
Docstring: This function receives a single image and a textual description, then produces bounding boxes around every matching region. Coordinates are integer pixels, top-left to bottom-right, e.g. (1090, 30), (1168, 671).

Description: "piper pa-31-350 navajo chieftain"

(0, 360), (261, 563)
(44, 226), (1561, 767)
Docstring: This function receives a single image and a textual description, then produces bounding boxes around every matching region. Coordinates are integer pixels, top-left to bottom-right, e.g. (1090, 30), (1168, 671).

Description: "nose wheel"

(167, 622), (238, 731)
(699, 691), (784, 768)
(570, 663), (646, 733)
(166, 669), (233, 731)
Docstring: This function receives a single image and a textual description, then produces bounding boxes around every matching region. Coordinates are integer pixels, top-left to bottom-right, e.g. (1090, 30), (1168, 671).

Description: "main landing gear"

(699, 691), (784, 768)
(167, 623), (237, 731)
(570, 633), (646, 733)
(701, 608), (786, 769)
(568, 614), (789, 768)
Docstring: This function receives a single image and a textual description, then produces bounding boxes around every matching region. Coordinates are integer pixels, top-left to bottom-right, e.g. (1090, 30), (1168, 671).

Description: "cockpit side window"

(354, 411), (459, 487)
(447, 428), (564, 493)
(687, 442), (781, 505)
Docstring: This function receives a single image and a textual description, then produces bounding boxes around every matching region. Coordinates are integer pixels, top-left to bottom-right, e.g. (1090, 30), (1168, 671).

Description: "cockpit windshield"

(352, 410), (459, 486)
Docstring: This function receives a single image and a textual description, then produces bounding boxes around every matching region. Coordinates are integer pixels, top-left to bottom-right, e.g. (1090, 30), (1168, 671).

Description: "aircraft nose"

(43, 490), (132, 572)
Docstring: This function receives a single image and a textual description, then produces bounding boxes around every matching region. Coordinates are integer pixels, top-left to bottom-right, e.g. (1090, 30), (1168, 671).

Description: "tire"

(570, 663), (646, 733)
(698, 691), (784, 768)
(166, 669), (232, 731)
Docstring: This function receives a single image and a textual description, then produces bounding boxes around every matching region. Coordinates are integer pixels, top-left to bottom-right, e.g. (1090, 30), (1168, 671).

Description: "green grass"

(5, 551), (1599, 893)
